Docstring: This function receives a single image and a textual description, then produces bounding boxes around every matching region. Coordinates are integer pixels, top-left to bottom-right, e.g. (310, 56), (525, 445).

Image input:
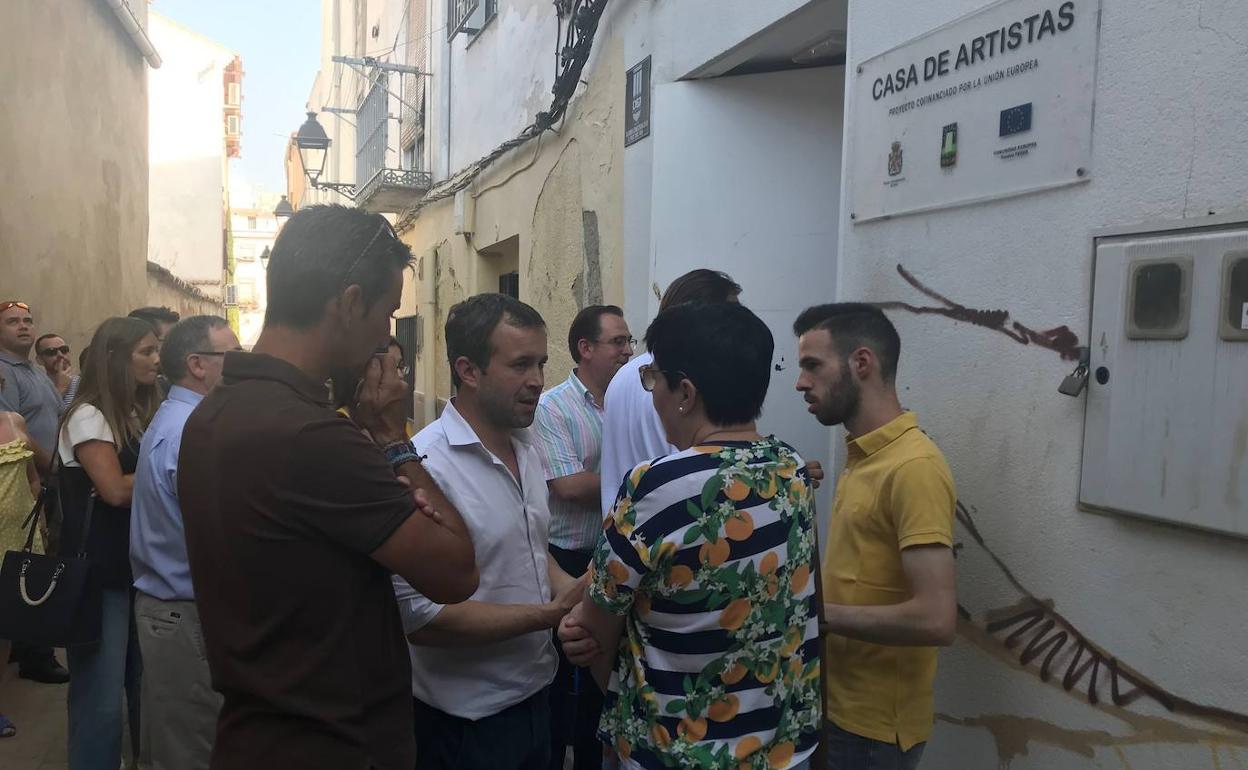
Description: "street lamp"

(292, 111), (357, 198)
(273, 195), (294, 223)
(294, 111), (330, 185)
(259, 245), (271, 271)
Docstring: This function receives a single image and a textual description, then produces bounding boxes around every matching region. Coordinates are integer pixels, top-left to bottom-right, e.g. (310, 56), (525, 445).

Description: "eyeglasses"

(38, 345), (70, 357)
(341, 215), (400, 293)
(0, 302), (30, 313)
(599, 335), (637, 349)
(638, 364), (686, 392)
(189, 348), (243, 358)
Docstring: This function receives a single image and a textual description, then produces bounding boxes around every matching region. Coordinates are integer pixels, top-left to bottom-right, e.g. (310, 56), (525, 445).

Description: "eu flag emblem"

(999, 103), (1033, 137)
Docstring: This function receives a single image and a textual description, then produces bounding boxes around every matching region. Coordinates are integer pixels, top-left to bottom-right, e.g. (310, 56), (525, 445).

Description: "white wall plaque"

(848, 0), (1101, 223)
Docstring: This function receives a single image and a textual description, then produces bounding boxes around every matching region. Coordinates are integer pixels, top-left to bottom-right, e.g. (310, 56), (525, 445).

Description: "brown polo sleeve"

(278, 414), (417, 555)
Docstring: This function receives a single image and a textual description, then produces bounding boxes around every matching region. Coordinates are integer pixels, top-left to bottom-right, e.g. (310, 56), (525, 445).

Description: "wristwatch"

(383, 439), (422, 468)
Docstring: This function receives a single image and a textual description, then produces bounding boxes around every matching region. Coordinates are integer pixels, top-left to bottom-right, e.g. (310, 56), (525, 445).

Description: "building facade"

(283, 3), (1248, 767)
(2, 0), (156, 350)
(228, 183), (281, 347)
(394, 0), (848, 479)
(147, 12), (239, 312)
(838, 1), (1248, 769)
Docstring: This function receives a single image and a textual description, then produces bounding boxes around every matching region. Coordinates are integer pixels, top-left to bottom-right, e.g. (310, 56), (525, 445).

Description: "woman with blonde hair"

(0, 374), (43, 738)
(58, 317), (161, 770)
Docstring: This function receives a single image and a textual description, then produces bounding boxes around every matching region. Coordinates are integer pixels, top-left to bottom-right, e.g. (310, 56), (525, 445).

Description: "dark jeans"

(413, 689), (550, 770)
(825, 722), (926, 770)
(547, 544), (606, 770)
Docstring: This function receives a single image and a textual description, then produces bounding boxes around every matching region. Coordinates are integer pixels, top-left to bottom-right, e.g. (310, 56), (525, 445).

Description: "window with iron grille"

(449, 0), (497, 39)
(356, 73), (388, 190)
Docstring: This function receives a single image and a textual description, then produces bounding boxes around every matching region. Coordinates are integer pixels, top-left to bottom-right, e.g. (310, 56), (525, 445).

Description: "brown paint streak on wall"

(939, 706), (1248, 769)
(951, 501), (1248, 766)
(937, 712), (1105, 764)
(877, 264), (1082, 361)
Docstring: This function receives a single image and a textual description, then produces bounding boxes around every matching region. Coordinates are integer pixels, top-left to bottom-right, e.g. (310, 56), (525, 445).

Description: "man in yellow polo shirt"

(793, 303), (957, 770)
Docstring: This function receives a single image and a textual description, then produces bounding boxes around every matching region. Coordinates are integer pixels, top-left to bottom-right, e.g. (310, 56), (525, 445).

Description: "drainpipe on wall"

(102, 0), (163, 68)
(421, 247), (439, 427)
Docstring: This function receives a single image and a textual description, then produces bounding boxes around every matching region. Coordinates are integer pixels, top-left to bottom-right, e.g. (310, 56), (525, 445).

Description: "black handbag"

(0, 478), (103, 647)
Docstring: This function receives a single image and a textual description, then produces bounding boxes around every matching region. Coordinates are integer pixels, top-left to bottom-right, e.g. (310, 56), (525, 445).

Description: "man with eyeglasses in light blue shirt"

(129, 315), (241, 770)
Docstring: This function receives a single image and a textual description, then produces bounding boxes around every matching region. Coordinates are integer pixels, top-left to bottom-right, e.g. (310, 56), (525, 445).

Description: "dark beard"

(815, 373), (861, 427)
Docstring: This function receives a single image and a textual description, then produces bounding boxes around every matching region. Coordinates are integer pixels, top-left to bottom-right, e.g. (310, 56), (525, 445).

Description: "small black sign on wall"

(625, 56), (651, 147)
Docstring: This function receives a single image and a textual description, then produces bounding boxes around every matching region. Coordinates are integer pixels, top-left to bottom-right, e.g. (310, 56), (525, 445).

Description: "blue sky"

(152, 0), (321, 194)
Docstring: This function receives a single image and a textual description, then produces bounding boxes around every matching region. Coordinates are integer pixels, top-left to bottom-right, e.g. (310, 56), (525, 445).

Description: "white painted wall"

(648, 67), (844, 520)
(147, 13), (232, 288)
(427, 0), (844, 333)
(617, 0), (841, 337)
(839, 0), (1248, 767)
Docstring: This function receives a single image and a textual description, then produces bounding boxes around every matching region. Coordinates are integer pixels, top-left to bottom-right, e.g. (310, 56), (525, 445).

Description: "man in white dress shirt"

(598, 269), (742, 512)
(394, 293), (585, 770)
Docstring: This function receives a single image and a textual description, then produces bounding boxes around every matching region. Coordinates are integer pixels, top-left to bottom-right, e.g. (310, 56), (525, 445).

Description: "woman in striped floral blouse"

(561, 302), (820, 770)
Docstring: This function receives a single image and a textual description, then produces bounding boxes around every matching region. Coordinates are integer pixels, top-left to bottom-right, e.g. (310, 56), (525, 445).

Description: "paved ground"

(0, 662), (68, 770)
(0, 660), (573, 770)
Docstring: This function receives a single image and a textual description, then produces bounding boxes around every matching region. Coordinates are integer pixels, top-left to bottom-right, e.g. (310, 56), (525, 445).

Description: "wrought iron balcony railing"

(355, 167), (434, 213)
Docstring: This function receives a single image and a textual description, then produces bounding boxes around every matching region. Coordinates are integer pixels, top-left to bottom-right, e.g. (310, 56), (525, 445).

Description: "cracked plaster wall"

(400, 29), (624, 412)
(839, 1), (1248, 768)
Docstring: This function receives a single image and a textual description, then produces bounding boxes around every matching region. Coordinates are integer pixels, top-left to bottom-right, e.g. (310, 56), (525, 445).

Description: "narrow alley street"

(0, 667), (67, 770)
(3, 1), (1248, 769)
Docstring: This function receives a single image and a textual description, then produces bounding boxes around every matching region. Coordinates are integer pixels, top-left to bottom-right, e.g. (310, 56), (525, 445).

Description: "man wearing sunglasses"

(0, 301), (72, 685)
(35, 333), (76, 402)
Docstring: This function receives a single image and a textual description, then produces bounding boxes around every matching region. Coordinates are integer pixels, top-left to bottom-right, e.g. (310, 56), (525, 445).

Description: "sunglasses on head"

(340, 216), (400, 293)
(0, 302), (30, 313)
(39, 345), (70, 357)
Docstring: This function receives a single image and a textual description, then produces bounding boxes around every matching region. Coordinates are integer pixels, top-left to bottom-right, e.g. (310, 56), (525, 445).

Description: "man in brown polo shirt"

(179, 204), (479, 770)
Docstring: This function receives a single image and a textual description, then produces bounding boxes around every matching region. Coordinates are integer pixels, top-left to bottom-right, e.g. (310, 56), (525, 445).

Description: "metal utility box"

(1081, 222), (1248, 537)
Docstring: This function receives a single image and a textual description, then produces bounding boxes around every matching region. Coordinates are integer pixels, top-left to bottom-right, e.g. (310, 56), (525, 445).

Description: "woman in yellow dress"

(0, 408), (44, 738)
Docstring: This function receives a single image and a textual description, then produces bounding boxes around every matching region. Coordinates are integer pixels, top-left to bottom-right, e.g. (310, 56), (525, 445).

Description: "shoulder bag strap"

(18, 484), (48, 553)
(17, 426), (59, 552)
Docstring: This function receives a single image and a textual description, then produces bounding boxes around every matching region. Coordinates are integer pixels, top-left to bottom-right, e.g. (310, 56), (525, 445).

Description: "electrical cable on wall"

(394, 0), (609, 234)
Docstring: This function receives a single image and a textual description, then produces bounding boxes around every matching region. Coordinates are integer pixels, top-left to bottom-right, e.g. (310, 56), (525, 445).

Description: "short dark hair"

(658, 269), (742, 314)
(34, 333), (63, 351)
(793, 303), (901, 382)
(264, 204), (413, 329)
(445, 293), (545, 388)
(567, 305), (624, 363)
(645, 302), (773, 425)
(161, 316), (229, 383)
(129, 306), (181, 329)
